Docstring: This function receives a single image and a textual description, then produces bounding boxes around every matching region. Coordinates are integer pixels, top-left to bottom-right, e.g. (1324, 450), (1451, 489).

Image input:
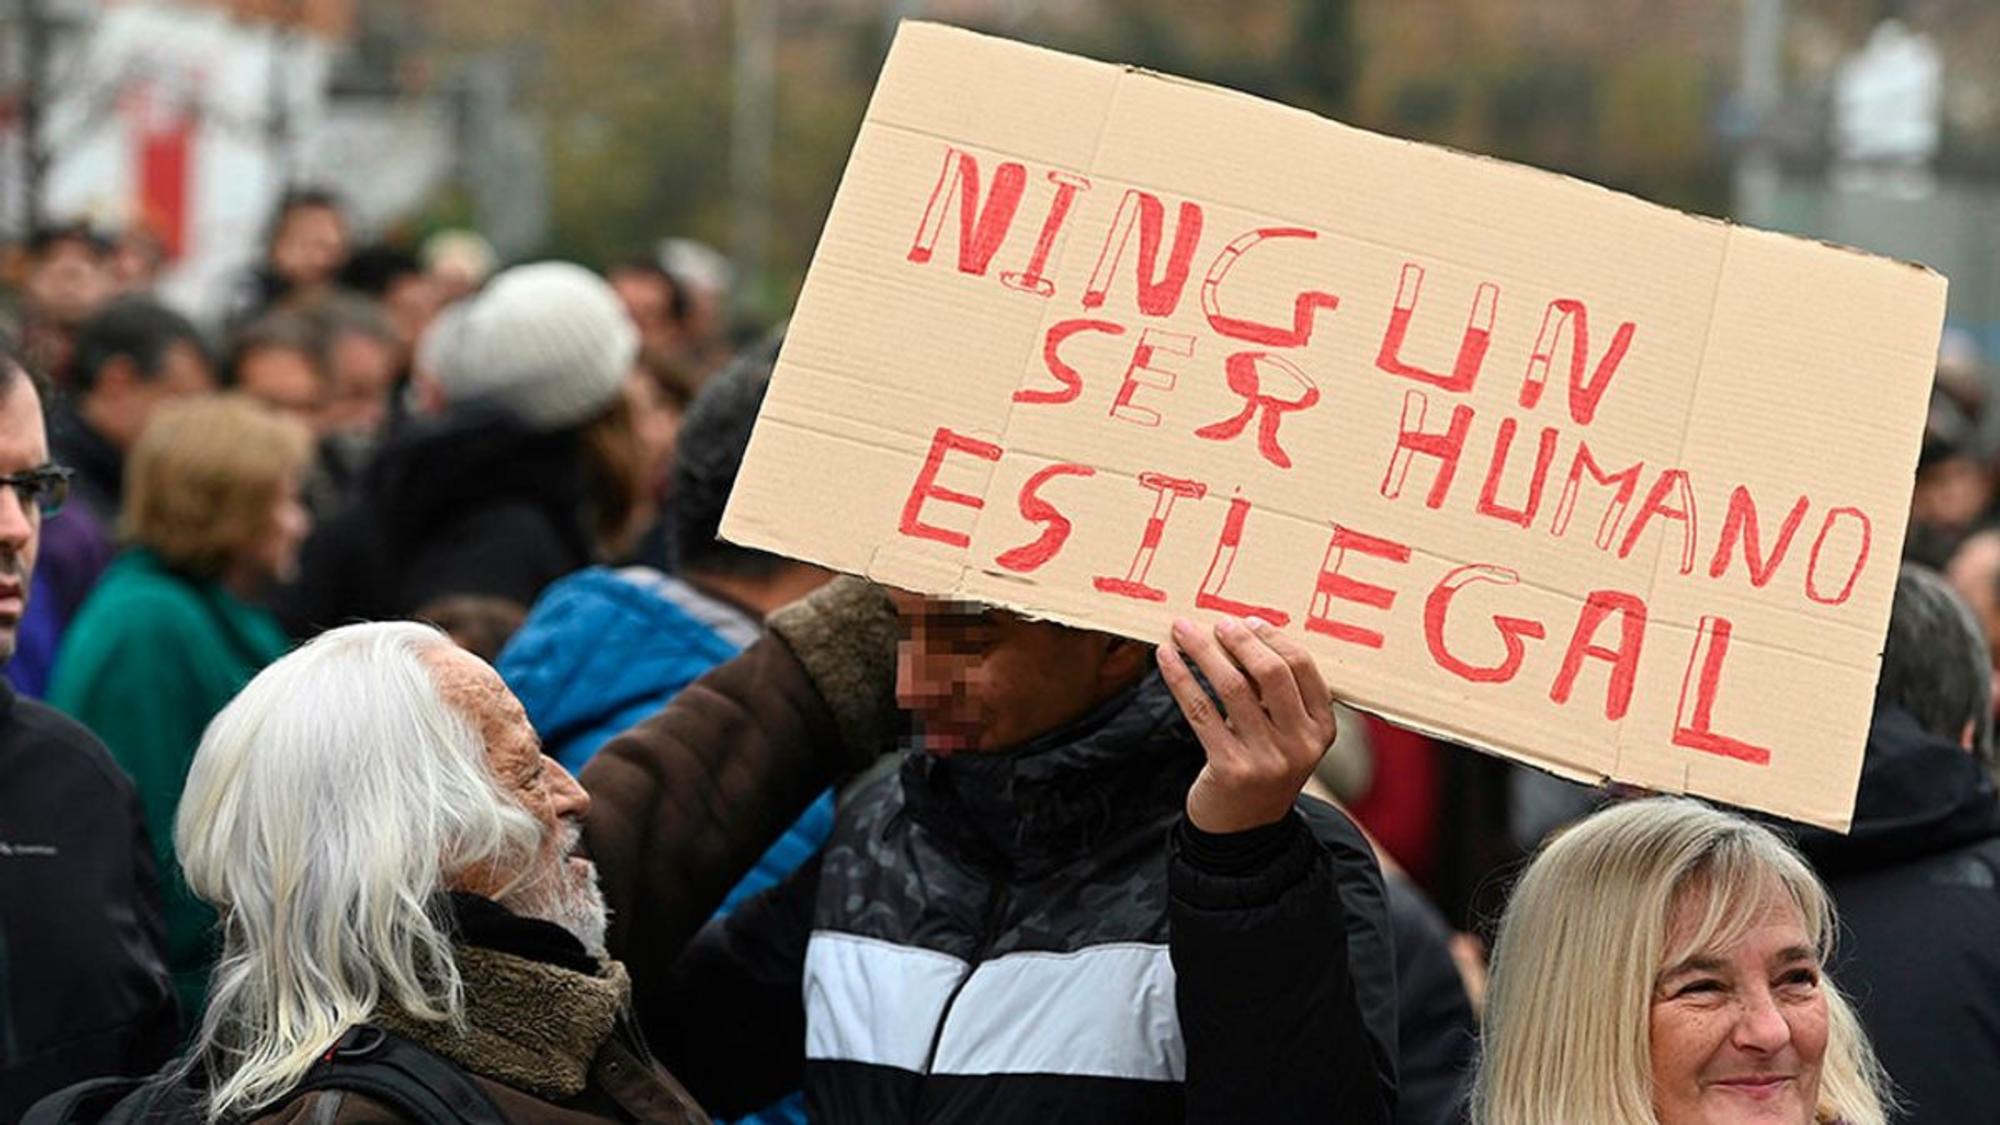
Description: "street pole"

(19, 0), (49, 234)
(1734, 0), (1784, 225)
(731, 0), (773, 325)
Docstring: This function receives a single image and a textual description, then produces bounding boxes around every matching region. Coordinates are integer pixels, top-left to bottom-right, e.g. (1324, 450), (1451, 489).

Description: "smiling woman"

(1470, 797), (1892, 1125)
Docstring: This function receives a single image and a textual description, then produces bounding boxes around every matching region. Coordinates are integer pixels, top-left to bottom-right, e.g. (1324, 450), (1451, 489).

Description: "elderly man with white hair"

(39, 621), (719, 1122)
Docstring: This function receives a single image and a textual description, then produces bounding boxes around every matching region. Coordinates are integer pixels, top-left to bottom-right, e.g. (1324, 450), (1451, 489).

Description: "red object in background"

(136, 125), (190, 259)
(124, 80), (195, 261)
(1349, 715), (1443, 887)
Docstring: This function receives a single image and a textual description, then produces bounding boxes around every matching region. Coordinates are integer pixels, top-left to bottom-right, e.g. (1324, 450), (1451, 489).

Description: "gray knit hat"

(433, 261), (637, 431)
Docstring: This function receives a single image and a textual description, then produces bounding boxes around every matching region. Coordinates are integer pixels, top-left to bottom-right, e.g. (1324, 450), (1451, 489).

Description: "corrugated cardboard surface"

(722, 22), (1947, 831)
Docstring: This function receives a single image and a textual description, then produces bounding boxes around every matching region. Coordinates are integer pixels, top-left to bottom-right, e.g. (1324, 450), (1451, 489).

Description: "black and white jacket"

(655, 674), (1399, 1124)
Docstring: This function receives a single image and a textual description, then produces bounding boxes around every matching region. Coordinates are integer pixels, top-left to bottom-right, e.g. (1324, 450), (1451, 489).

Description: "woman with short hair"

(1472, 796), (1892, 1125)
(51, 393), (313, 1025)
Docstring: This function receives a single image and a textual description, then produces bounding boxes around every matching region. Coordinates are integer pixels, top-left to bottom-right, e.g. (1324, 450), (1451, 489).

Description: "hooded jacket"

(281, 407), (597, 635)
(643, 671), (1400, 1124)
(1791, 706), (2000, 1124)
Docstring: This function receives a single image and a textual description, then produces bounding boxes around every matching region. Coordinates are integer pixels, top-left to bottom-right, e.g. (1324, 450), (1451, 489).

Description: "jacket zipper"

(919, 871), (1010, 1077)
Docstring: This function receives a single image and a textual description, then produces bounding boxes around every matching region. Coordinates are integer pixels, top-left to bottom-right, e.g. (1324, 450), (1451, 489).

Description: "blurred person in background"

(0, 340), (176, 1117)
(282, 262), (650, 658)
(309, 294), (405, 514)
(423, 228), (497, 308)
(609, 256), (693, 373)
(499, 352), (827, 772)
(1904, 375), (1992, 569)
(49, 395), (311, 1022)
(230, 188), (349, 326)
(338, 242), (437, 354)
(1945, 524), (2000, 724)
(15, 223), (115, 387)
(12, 298), (214, 697)
(1470, 797), (1890, 1125)
(225, 310), (324, 431)
(1787, 566), (2000, 1122)
(108, 225), (168, 297)
(657, 238), (734, 378)
(52, 296), (214, 526)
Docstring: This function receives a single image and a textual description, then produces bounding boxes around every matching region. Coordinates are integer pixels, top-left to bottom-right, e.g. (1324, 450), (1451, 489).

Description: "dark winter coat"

(1383, 872), (1475, 1125)
(653, 674), (1397, 1124)
(280, 407), (597, 636)
(0, 679), (177, 1118)
(1791, 706), (2000, 1125)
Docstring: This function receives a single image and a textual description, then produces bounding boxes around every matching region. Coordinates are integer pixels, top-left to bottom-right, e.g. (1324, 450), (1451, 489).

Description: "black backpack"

(22, 1026), (506, 1125)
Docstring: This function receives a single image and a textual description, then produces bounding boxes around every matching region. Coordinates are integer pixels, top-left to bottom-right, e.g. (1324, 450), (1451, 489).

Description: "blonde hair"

(175, 622), (545, 1119)
(121, 393), (311, 579)
(1472, 796), (1891, 1125)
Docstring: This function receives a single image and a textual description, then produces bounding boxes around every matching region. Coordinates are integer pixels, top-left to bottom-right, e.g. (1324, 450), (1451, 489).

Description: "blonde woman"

(1472, 797), (1892, 1125)
(50, 394), (312, 1024)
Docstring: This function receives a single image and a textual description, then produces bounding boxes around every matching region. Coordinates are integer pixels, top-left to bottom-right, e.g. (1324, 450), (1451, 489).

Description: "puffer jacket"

(645, 672), (1400, 1124)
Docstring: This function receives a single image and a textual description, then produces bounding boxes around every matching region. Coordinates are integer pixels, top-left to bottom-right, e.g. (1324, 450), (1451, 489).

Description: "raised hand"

(1157, 615), (1338, 834)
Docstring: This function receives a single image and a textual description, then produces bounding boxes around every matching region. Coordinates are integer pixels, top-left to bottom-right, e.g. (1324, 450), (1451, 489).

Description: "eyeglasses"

(0, 466), (73, 518)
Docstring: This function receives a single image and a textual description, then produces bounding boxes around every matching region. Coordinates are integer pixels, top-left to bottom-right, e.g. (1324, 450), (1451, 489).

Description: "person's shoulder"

(251, 1089), (415, 1124)
(75, 555), (207, 616)
(0, 695), (134, 797)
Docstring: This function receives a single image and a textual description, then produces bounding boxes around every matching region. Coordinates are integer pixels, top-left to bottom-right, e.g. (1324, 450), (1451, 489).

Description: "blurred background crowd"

(4, 0), (2000, 1120)
(7, 0), (2000, 1008)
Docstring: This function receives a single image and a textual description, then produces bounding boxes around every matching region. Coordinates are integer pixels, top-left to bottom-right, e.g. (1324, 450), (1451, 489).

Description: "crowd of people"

(0, 186), (1993, 1125)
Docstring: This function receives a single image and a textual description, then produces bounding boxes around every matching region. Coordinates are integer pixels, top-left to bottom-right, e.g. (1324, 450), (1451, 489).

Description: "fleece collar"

(375, 945), (630, 1099)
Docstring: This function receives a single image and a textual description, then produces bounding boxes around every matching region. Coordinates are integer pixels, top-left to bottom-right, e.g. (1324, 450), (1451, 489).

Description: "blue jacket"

(498, 567), (832, 1124)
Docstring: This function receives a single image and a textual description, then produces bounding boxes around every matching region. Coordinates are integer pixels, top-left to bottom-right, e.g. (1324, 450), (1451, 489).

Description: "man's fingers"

(1218, 617), (1310, 735)
(1170, 618), (1271, 739)
(1256, 621), (1337, 735)
(1156, 637), (1234, 753)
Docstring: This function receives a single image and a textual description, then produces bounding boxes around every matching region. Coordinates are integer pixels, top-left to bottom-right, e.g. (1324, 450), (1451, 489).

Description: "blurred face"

(234, 346), (323, 430)
(323, 330), (398, 437)
(625, 370), (680, 492)
(269, 204), (347, 290)
(890, 590), (1145, 755)
(610, 268), (684, 359)
(26, 238), (111, 326)
(0, 378), (48, 664)
(241, 472), (310, 585)
(429, 645), (605, 954)
(382, 274), (439, 349)
(1911, 456), (1991, 534)
(1649, 891), (1830, 1125)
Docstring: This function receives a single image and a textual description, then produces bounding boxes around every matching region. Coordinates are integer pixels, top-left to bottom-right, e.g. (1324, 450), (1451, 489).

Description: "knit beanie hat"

(433, 261), (637, 431)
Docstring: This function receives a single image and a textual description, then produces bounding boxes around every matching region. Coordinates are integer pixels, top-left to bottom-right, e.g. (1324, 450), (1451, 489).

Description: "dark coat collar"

(899, 672), (1202, 877)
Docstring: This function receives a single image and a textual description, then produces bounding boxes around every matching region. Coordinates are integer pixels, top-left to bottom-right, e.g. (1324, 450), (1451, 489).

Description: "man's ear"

(1098, 634), (1153, 691)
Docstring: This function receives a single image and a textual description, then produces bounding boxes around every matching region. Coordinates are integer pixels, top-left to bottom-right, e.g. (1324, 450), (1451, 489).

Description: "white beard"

(500, 819), (611, 959)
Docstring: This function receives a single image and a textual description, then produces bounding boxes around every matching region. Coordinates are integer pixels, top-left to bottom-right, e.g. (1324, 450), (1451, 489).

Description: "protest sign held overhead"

(721, 21), (1947, 831)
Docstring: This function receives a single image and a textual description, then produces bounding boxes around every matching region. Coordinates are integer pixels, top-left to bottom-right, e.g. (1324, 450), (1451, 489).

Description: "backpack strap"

(282, 1026), (506, 1125)
(20, 1077), (147, 1125)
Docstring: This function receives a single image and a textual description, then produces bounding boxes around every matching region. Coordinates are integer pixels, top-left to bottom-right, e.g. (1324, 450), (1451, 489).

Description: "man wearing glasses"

(0, 347), (177, 1116)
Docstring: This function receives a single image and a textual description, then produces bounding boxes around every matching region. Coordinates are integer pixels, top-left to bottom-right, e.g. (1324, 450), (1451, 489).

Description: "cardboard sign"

(722, 22), (1947, 830)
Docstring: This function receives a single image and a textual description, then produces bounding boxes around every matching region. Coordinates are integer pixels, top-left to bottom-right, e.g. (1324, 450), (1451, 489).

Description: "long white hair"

(174, 621), (544, 1120)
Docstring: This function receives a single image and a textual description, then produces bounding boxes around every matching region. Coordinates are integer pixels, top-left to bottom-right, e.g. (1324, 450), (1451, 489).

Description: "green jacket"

(48, 549), (291, 1024)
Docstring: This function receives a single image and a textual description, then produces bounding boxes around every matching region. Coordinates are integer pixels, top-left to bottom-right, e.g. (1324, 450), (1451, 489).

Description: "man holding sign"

(587, 576), (1397, 1122)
